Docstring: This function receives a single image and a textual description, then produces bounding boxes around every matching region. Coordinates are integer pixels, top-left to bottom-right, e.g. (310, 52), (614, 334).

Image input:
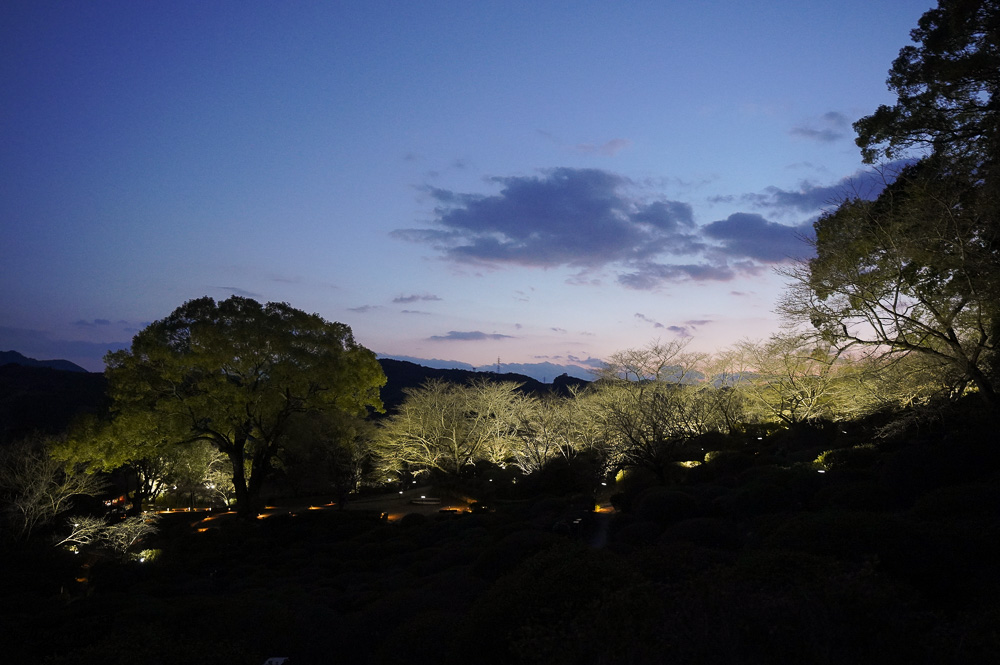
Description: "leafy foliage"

(853, 0), (1000, 171)
(105, 296), (386, 517)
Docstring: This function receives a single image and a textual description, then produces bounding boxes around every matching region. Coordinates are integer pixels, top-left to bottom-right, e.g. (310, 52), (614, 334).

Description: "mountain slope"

(0, 350), (88, 373)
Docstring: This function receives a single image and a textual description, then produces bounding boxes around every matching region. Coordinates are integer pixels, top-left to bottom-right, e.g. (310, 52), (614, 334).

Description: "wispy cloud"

(617, 262), (741, 290)
(216, 286), (263, 299)
(790, 111), (850, 143)
(428, 330), (515, 341)
(635, 313), (664, 328)
(574, 138), (631, 156)
(393, 294), (443, 304)
(348, 305), (380, 313)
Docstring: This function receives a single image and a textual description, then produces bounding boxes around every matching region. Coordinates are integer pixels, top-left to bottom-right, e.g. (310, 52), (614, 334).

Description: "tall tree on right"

(783, 0), (1000, 407)
(853, 0), (999, 175)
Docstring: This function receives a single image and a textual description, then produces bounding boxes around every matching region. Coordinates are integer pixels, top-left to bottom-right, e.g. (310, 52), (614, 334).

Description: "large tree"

(105, 296), (385, 518)
(853, 0), (999, 175)
(782, 160), (998, 406)
(785, 0), (1000, 407)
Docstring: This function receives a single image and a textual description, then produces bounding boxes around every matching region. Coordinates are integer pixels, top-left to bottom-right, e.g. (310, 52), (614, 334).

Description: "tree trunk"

(966, 363), (999, 409)
(228, 446), (255, 519)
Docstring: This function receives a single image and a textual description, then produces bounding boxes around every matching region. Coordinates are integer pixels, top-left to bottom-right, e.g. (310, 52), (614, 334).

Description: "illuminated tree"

(594, 340), (713, 483)
(101, 514), (159, 560)
(56, 513), (159, 560)
(105, 296), (385, 518)
(781, 161), (999, 407)
(373, 379), (478, 477)
(507, 394), (576, 475)
(55, 515), (106, 550)
(0, 436), (106, 542)
(372, 379), (528, 477)
(52, 410), (187, 515)
(730, 334), (867, 425)
(469, 380), (532, 468)
(167, 440), (234, 509)
(825, 0), (1000, 405)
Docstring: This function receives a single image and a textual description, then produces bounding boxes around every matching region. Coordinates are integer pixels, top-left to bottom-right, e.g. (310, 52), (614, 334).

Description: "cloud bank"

(395, 166), (862, 290)
(428, 330), (515, 342)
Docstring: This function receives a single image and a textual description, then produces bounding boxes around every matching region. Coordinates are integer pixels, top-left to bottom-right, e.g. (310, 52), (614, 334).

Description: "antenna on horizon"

(496, 356), (501, 374)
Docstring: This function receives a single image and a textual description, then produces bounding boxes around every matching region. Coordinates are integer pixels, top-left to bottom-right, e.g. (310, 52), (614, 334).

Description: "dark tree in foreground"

(785, 0), (1000, 407)
(105, 296), (385, 518)
(853, 0), (999, 175)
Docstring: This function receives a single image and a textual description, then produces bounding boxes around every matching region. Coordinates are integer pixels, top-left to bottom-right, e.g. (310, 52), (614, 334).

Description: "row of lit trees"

(370, 334), (956, 485)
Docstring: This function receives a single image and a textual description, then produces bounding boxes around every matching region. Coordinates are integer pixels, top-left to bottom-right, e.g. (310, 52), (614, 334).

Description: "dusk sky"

(2, 1), (933, 380)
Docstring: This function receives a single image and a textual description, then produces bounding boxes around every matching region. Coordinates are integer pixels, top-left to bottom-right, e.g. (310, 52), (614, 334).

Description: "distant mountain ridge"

(0, 350), (89, 373)
(0, 353), (591, 441)
(378, 358), (589, 412)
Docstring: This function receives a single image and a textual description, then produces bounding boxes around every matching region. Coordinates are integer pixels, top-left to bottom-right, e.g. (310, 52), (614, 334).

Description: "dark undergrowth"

(4, 401), (1000, 664)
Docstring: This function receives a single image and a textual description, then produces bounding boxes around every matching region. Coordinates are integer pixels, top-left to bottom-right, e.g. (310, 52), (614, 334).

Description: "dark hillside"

(377, 358), (589, 412)
(0, 364), (108, 443)
(0, 350), (87, 373)
(0, 356), (589, 440)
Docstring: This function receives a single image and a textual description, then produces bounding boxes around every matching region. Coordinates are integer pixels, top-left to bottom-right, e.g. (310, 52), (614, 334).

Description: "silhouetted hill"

(377, 358), (590, 412)
(0, 355), (591, 440)
(0, 364), (108, 443)
(0, 350), (87, 373)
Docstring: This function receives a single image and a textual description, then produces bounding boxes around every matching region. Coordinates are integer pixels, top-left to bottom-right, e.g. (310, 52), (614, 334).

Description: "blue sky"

(1, 0), (932, 380)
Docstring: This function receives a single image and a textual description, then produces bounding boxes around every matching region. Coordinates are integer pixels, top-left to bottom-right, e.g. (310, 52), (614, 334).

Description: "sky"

(1, 0), (934, 380)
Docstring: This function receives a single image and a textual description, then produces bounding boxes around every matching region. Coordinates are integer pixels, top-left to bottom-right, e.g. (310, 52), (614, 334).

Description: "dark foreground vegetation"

(3, 398), (999, 664)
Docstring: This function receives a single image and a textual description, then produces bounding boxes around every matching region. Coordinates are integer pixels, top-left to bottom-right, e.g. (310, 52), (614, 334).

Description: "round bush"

(815, 443), (880, 470)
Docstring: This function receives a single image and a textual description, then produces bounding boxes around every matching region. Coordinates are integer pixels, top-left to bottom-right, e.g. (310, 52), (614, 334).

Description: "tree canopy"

(782, 161), (998, 405)
(785, 0), (1000, 406)
(853, 0), (1000, 174)
(105, 296), (385, 518)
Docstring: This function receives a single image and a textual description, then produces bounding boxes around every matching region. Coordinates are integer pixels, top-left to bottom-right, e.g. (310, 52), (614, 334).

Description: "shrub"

(815, 443), (880, 470)
(695, 450), (755, 481)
